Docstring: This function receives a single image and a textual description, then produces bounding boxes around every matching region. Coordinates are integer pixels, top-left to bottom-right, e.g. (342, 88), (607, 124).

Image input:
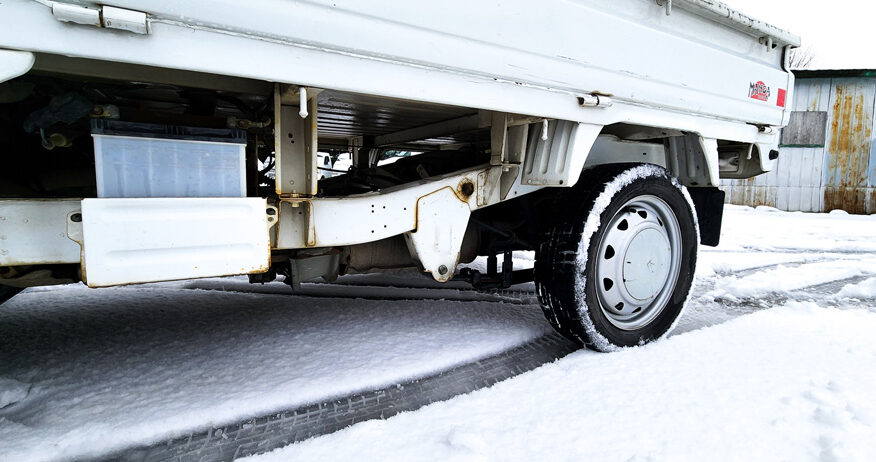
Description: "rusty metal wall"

(722, 76), (876, 214)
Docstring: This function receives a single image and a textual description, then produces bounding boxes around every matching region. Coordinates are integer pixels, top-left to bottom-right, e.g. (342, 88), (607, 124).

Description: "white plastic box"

(91, 120), (247, 198)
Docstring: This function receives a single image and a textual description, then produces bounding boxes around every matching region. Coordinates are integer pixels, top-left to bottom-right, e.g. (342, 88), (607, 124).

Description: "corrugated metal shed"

(722, 70), (876, 214)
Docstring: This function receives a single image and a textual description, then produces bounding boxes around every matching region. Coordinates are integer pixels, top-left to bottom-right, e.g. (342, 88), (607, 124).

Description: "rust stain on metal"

(824, 84), (873, 213)
(867, 188), (876, 214)
(808, 84), (825, 112)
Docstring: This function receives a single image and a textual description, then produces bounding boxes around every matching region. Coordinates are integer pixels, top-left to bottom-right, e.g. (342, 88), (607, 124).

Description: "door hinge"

(577, 93), (613, 108)
(52, 3), (149, 35)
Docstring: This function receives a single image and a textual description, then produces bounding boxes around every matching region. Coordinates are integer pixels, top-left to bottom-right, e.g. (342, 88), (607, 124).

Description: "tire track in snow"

(183, 280), (538, 305)
(708, 247), (876, 256)
(799, 275), (873, 297)
(711, 256), (847, 279)
(99, 333), (578, 462)
(704, 274), (876, 310)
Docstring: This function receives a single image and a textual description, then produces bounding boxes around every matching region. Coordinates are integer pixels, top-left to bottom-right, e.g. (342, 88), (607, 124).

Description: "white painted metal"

(667, 133), (723, 186)
(100, 6), (149, 35)
(675, 0), (799, 48)
(75, 198), (271, 287)
(275, 142), (626, 280)
(275, 86), (319, 197)
(584, 136), (667, 168)
(0, 48), (34, 83)
(1, 0), (794, 142)
(0, 199), (81, 265)
(51, 3), (148, 34)
(0, 0), (804, 284)
(51, 2), (100, 27)
(298, 88), (308, 119)
(521, 121), (602, 187)
(404, 188), (471, 282)
(274, 167), (489, 249)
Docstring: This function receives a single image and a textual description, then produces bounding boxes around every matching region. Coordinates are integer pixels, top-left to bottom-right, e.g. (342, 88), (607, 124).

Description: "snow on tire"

(535, 164), (698, 352)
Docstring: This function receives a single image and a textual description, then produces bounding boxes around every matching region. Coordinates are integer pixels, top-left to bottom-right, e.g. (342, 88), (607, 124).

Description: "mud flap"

(687, 187), (725, 247)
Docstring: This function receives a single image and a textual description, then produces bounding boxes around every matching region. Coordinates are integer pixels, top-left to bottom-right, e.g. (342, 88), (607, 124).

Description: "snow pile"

(249, 303), (876, 462)
(718, 205), (876, 254)
(837, 277), (876, 299)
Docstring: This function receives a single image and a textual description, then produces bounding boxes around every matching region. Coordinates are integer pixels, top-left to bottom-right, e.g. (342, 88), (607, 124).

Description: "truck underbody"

(0, 0), (799, 350)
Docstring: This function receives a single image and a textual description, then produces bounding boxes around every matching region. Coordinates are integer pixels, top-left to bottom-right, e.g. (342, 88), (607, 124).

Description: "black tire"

(0, 285), (23, 306)
(535, 164), (698, 351)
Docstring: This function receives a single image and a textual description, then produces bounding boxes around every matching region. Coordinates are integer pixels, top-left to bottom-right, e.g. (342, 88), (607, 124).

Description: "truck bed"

(1, 0), (799, 140)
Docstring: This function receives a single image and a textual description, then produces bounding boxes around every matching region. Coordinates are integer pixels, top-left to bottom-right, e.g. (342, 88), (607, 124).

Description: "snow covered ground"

(250, 303), (876, 462)
(1, 205), (875, 461)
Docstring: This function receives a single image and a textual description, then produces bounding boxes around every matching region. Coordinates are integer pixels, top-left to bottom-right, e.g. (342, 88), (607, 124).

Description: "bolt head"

(438, 265), (449, 275)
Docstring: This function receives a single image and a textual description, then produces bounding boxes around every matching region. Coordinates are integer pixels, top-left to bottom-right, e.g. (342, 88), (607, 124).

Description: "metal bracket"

(278, 199), (315, 247)
(656, 0), (672, 16)
(65, 210), (83, 245)
(266, 205), (279, 229)
(286, 253), (340, 290)
(488, 114), (527, 200)
(759, 36), (776, 51)
(666, 133), (719, 187)
(404, 187), (471, 282)
(274, 84), (320, 197)
(521, 121), (602, 187)
(490, 112), (508, 166)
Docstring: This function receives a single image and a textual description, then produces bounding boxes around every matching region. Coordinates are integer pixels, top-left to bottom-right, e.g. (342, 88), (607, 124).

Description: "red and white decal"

(749, 81), (771, 102)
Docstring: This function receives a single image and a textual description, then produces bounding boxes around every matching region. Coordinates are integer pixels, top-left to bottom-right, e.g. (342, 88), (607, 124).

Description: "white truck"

(0, 0), (798, 351)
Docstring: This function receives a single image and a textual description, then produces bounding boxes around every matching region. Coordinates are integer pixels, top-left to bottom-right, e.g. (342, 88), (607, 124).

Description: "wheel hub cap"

(594, 195), (682, 331)
(623, 228), (671, 301)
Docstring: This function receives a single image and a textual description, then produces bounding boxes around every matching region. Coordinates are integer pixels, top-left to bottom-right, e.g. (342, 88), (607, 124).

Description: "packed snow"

(249, 303), (876, 462)
(0, 285), (549, 461)
(1, 204), (874, 461)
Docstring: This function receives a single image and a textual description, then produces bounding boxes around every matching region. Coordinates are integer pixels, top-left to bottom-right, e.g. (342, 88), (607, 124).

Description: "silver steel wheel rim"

(594, 195), (682, 330)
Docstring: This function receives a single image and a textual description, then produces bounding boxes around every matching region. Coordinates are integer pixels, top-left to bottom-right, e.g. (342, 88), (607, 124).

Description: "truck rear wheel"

(535, 164), (698, 351)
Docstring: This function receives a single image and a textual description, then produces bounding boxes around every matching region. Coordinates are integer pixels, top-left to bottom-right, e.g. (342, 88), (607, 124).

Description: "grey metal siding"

(722, 76), (876, 214)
